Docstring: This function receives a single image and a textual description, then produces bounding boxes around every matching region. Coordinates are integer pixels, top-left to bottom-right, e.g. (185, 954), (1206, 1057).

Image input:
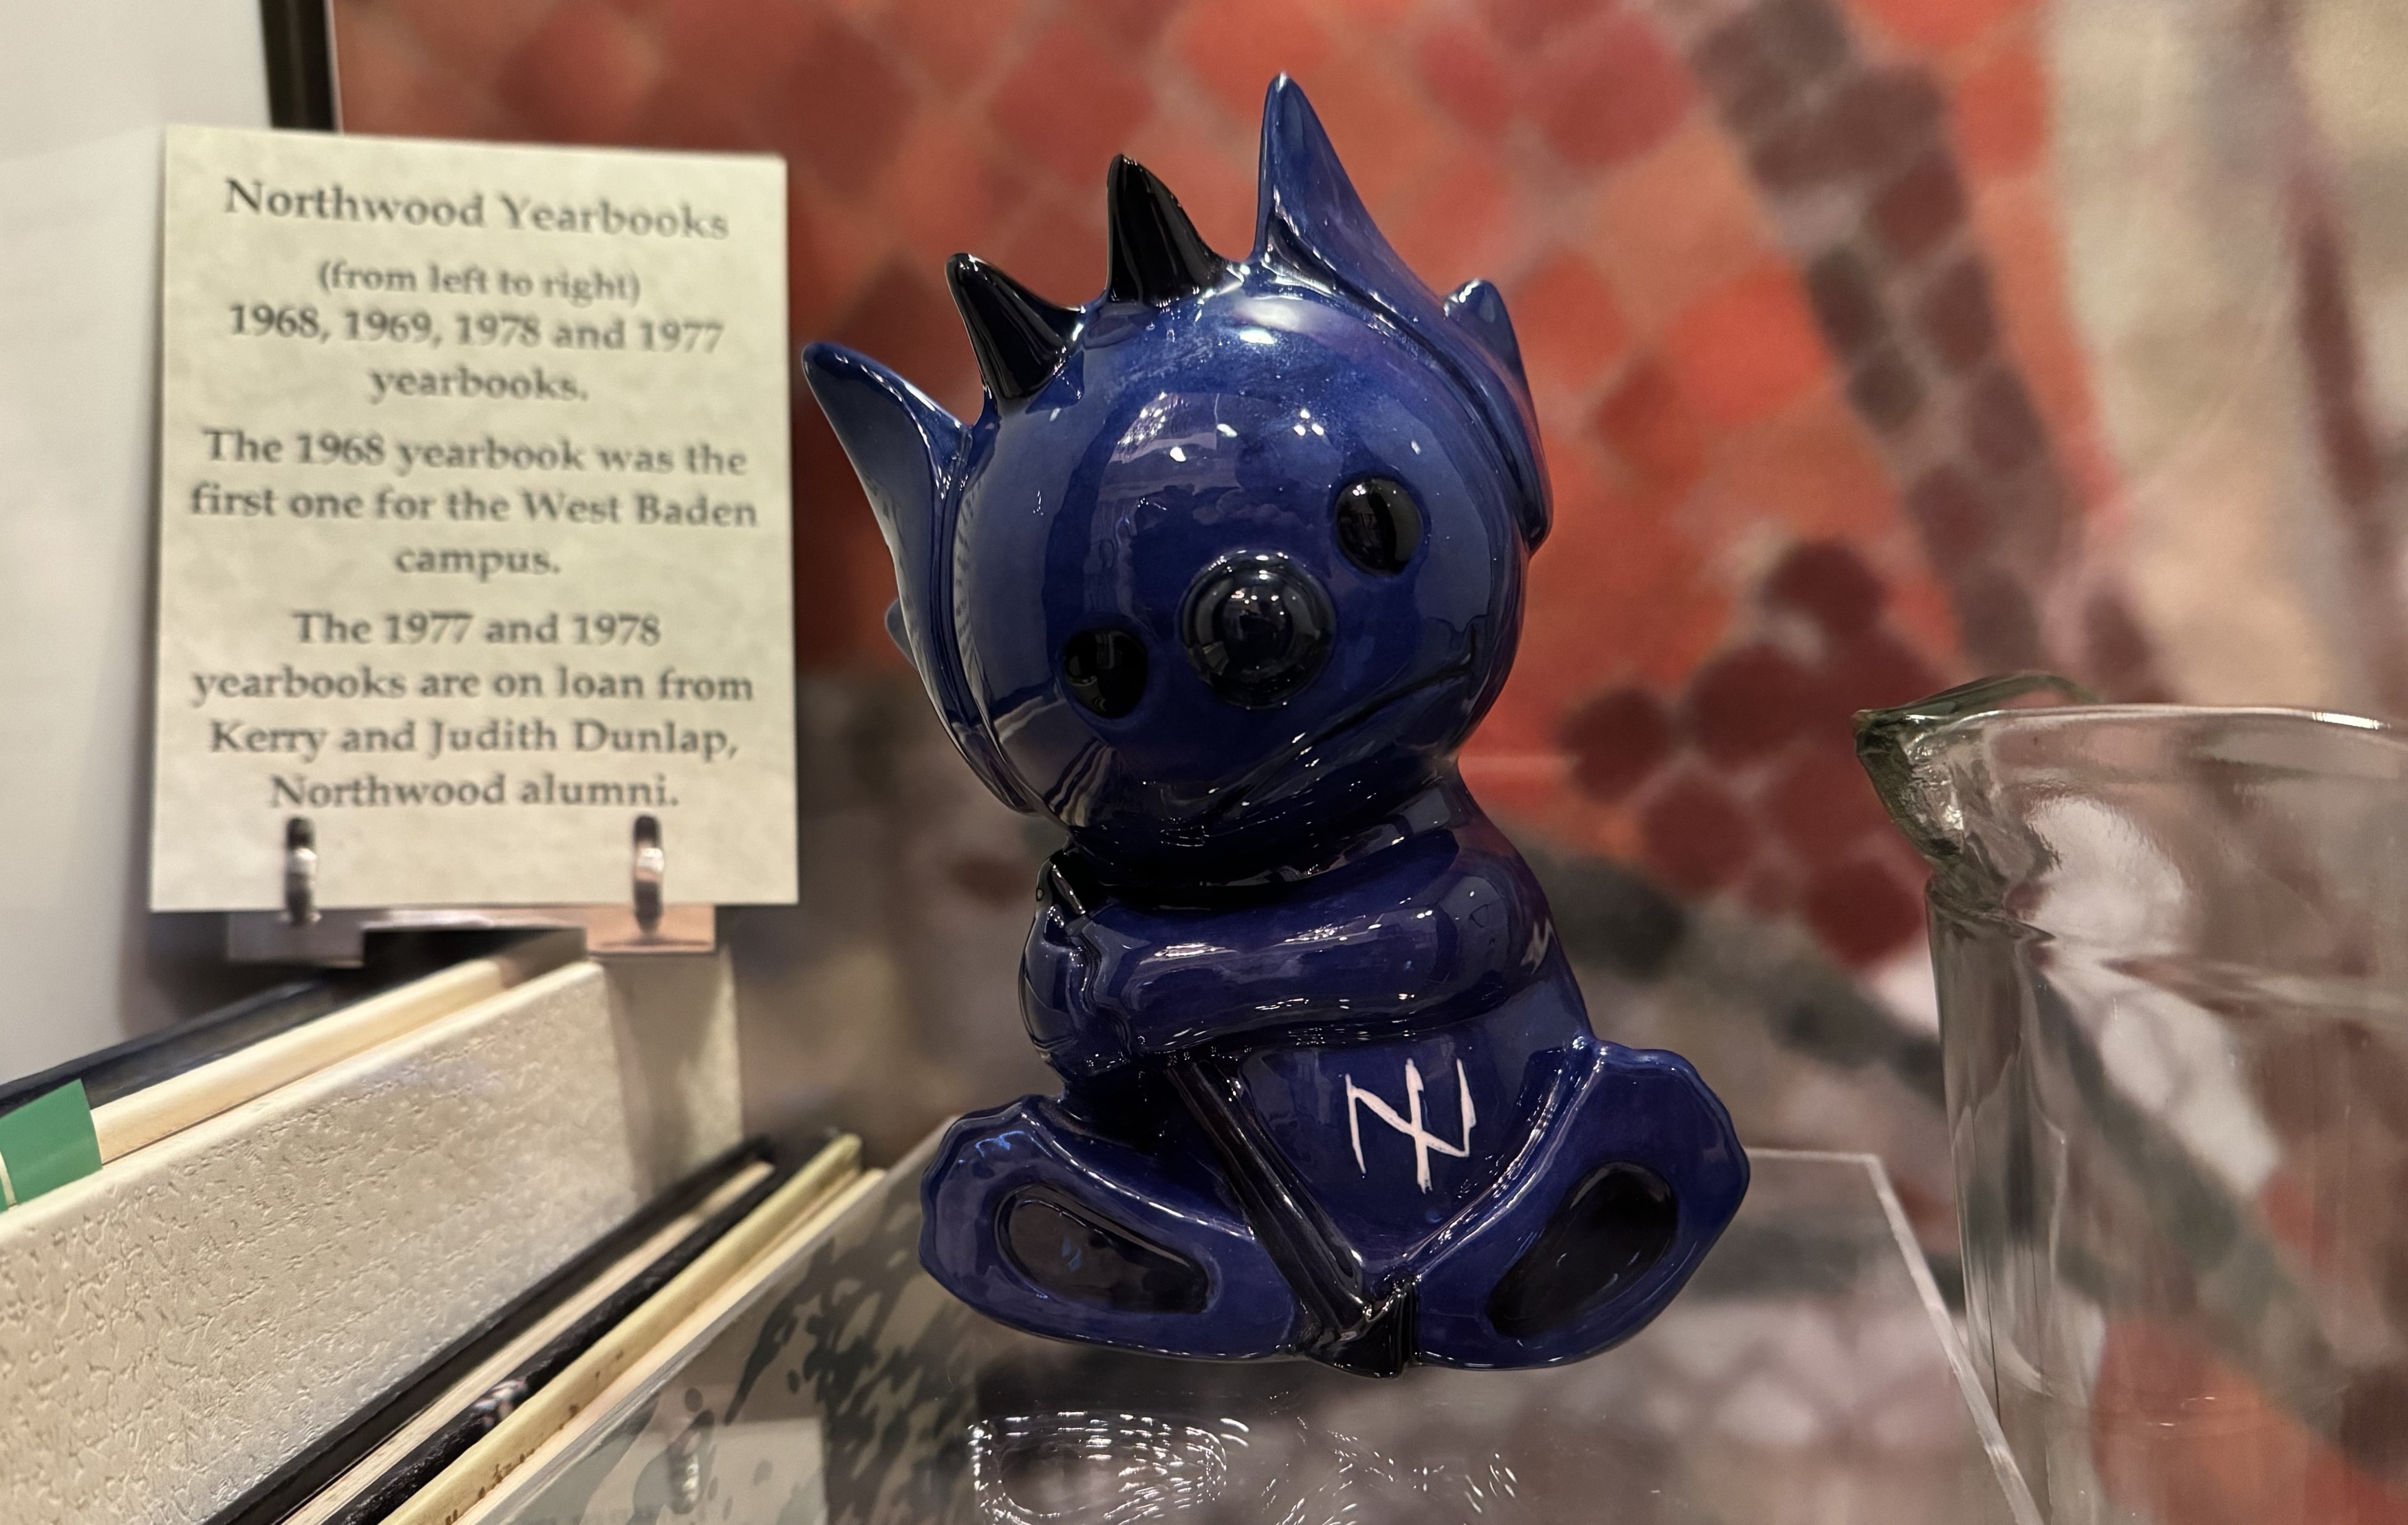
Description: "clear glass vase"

(1859, 676), (2408, 1524)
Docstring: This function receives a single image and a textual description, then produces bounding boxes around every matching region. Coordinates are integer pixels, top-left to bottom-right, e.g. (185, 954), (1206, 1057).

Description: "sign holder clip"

(230, 813), (713, 965)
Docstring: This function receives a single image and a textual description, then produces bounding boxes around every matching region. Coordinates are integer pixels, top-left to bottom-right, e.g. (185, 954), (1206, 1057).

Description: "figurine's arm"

(1020, 874), (1115, 1071)
(1022, 823), (1554, 1077)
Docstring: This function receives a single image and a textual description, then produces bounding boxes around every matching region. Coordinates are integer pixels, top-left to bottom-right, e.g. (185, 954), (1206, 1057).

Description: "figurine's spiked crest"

(1107, 155), (1226, 303)
(949, 255), (1079, 404)
(802, 75), (1551, 817)
(1249, 78), (1548, 549)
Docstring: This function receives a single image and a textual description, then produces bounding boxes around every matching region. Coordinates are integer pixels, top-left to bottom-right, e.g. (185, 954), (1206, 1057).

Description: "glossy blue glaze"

(804, 76), (1746, 1375)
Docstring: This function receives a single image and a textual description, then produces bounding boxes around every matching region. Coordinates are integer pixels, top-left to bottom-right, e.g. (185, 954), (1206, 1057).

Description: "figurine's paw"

(1019, 904), (1132, 1077)
(921, 1096), (1300, 1359)
(1406, 1042), (1746, 1367)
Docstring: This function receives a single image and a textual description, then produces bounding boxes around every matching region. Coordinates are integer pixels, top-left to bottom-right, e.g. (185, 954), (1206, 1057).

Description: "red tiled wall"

(336, 0), (2131, 970)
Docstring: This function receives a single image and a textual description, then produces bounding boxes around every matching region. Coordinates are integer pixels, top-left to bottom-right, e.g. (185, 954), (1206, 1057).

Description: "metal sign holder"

(226, 812), (713, 966)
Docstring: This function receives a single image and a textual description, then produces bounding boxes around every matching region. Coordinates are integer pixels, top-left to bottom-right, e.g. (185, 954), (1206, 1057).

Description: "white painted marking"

(1344, 1059), (1476, 1192)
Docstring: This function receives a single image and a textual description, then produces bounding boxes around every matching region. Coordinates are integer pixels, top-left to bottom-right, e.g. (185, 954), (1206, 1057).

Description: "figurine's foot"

(1408, 1041), (1747, 1367)
(1485, 1160), (1680, 1337)
(919, 1096), (1301, 1359)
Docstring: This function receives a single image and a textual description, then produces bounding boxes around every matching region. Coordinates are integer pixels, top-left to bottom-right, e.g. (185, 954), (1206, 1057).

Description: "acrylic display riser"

(476, 1143), (2039, 1525)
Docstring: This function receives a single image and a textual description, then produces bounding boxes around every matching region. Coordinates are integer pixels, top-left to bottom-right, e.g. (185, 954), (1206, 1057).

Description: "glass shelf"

(486, 1144), (2038, 1525)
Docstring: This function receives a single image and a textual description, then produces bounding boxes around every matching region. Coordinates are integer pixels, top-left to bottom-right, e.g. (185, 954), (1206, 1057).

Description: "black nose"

(1181, 553), (1333, 707)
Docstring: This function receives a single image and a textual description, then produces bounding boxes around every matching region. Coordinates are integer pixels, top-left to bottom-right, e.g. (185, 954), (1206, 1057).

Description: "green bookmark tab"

(0, 1081), (103, 1209)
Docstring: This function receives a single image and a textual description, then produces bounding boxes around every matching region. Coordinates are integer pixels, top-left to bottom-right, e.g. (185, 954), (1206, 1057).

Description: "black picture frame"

(259, 0), (338, 131)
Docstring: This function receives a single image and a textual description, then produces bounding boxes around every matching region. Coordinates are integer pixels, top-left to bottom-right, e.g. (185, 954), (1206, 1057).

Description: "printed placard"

(151, 127), (795, 910)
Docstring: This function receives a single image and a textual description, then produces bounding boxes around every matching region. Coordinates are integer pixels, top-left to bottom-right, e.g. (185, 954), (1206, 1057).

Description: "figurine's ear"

(1444, 279), (1527, 387)
(801, 341), (1039, 812)
(1443, 278), (1549, 545)
(801, 340), (960, 680)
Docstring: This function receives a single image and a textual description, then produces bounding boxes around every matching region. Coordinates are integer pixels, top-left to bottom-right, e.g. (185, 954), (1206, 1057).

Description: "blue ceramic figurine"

(803, 76), (1746, 1375)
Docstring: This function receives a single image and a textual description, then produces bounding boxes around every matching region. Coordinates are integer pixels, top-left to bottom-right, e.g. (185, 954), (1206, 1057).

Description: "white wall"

(0, 1), (273, 1080)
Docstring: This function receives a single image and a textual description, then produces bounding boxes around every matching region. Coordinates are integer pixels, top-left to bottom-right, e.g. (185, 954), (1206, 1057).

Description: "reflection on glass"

(968, 1413), (1234, 1524)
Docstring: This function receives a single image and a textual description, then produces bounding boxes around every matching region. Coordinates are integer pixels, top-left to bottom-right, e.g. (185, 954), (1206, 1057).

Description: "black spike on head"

(1106, 155), (1225, 305)
(948, 254), (1079, 404)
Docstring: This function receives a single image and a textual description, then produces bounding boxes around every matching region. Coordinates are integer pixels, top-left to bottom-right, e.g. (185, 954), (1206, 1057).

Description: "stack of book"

(0, 936), (871, 1525)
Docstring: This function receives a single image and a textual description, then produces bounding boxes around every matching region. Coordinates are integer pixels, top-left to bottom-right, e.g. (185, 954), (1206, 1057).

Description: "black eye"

(1062, 628), (1148, 718)
(1182, 553), (1333, 708)
(1335, 476), (1423, 574)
